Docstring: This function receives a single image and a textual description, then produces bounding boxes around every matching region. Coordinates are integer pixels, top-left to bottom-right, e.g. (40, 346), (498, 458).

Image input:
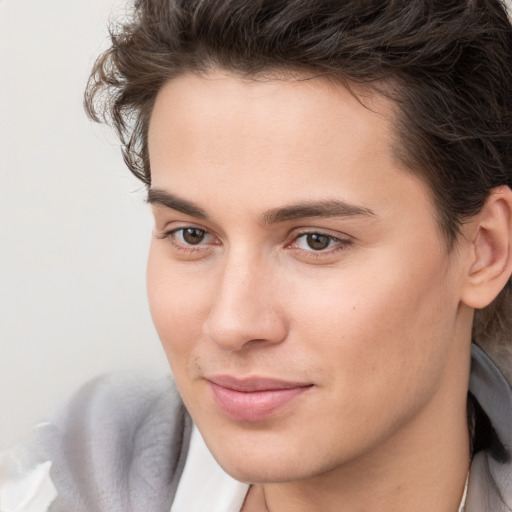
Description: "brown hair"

(85, 0), (512, 369)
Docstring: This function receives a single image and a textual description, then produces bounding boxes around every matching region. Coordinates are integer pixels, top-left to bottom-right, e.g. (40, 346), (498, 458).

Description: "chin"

(201, 430), (332, 484)
(218, 456), (310, 484)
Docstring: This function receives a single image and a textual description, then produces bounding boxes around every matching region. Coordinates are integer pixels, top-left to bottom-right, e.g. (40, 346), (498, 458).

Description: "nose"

(202, 254), (288, 351)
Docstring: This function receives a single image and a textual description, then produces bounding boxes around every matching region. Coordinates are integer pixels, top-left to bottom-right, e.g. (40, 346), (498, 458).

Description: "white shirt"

(171, 426), (249, 512)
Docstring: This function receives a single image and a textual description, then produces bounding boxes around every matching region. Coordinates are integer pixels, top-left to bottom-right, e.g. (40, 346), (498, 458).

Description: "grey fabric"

(2, 374), (192, 512)
(467, 344), (512, 511)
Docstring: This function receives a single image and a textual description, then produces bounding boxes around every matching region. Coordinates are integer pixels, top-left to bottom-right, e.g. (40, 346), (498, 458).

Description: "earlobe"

(461, 186), (512, 309)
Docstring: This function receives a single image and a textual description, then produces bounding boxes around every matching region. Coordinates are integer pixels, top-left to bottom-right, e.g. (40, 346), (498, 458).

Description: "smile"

(207, 376), (313, 422)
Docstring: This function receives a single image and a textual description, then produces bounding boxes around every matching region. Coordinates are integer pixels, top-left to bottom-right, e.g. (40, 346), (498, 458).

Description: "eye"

(171, 227), (215, 246)
(177, 227), (207, 245)
(298, 233), (334, 251)
(154, 224), (219, 259)
(290, 231), (351, 254)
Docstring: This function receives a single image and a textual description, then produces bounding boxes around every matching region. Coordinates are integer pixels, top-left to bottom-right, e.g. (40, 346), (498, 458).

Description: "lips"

(207, 375), (313, 422)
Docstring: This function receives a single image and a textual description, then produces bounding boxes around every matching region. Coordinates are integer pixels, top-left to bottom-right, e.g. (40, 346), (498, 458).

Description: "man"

(2, 0), (512, 510)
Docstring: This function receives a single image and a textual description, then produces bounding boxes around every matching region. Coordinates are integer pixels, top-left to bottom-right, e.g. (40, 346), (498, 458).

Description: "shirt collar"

(171, 426), (249, 512)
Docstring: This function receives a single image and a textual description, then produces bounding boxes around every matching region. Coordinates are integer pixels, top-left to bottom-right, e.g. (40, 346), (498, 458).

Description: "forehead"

(147, 70), (436, 232)
(149, 71), (400, 176)
(149, 70), (396, 156)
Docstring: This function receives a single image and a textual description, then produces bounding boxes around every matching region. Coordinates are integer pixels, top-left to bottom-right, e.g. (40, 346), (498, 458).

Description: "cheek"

(292, 247), (458, 391)
(273, 259), (457, 460)
(146, 243), (211, 359)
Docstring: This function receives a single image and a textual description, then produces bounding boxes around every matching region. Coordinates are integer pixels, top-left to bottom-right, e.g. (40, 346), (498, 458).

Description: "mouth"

(207, 375), (313, 422)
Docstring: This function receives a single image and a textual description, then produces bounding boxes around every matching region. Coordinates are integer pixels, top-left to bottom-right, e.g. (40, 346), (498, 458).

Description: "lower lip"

(209, 382), (311, 422)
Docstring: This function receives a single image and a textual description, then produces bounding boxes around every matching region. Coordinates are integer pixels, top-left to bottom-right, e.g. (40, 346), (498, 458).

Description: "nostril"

(203, 307), (287, 351)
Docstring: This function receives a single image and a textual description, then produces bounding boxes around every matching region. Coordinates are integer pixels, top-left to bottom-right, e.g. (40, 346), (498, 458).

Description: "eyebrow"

(147, 188), (375, 223)
(147, 189), (208, 218)
(262, 200), (375, 224)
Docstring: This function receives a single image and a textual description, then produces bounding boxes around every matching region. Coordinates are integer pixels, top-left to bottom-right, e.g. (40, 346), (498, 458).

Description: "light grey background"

(1, 0), (511, 450)
(0, 0), (168, 449)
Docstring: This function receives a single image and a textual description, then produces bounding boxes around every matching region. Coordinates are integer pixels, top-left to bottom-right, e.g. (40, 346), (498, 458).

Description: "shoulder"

(0, 373), (192, 512)
(468, 345), (512, 511)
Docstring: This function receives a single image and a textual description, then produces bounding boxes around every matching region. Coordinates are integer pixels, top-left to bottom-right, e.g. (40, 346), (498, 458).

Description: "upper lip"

(207, 375), (313, 392)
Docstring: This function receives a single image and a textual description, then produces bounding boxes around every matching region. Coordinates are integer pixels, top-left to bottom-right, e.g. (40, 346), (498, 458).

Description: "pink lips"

(208, 375), (312, 422)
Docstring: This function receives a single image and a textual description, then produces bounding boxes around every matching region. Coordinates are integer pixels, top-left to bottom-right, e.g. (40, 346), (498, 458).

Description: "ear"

(461, 186), (512, 309)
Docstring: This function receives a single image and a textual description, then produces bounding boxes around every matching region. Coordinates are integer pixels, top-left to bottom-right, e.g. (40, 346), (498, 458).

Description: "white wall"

(0, 0), (169, 449)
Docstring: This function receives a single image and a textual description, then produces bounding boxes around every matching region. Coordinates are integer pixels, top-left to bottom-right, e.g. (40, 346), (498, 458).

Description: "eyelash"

(156, 226), (352, 259)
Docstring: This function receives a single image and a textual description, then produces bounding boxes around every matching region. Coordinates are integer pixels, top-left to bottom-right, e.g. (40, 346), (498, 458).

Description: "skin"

(146, 71), (476, 512)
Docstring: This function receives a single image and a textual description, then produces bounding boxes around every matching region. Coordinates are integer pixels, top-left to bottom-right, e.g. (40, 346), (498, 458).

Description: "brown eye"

(290, 231), (350, 258)
(305, 233), (331, 250)
(182, 228), (206, 245)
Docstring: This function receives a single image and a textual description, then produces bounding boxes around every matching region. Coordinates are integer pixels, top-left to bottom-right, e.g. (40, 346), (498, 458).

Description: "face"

(147, 71), (472, 483)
